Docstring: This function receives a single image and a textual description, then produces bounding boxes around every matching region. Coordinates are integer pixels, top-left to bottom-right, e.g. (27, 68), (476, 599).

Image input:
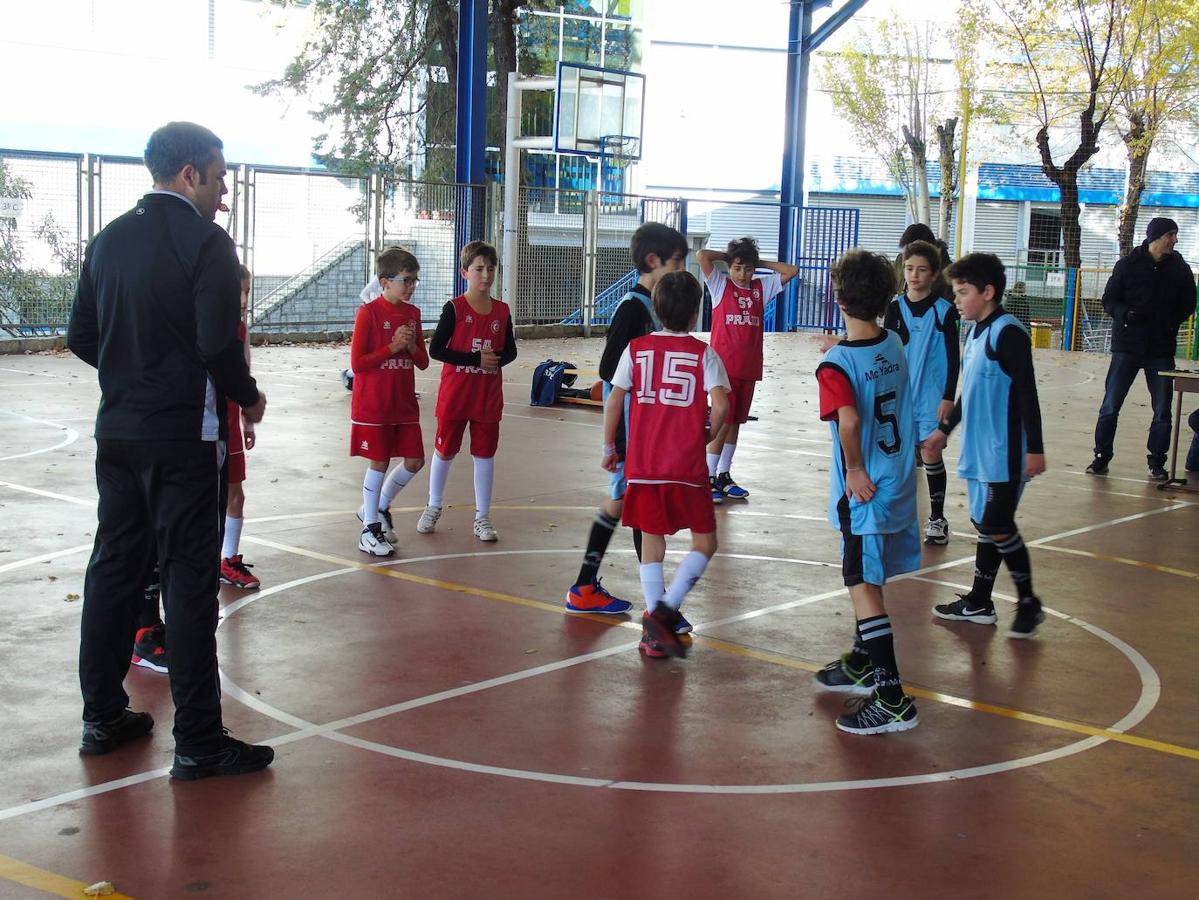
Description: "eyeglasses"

(384, 275), (420, 286)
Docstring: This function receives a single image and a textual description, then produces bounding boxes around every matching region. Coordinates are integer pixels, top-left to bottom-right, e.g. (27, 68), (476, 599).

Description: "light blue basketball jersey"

(819, 331), (918, 535)
(898, 295), (954, 434)
(958, 312), (1028, 483)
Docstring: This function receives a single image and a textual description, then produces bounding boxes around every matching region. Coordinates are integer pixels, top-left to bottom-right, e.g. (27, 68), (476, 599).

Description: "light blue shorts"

(604, 382), (631, 501)
(840, 522), (922, 586)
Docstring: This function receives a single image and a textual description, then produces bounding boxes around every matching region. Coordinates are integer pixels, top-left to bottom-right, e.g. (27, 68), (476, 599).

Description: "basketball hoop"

(598, 134), (639, 199)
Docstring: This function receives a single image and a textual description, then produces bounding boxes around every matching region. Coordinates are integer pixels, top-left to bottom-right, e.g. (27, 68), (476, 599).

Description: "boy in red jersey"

(603, 271), (730, 658)
(419, 240), (517, 542)
(698, 237), (798, 502)
(219, 265), (262, 586)
(351, 247), (429, 556)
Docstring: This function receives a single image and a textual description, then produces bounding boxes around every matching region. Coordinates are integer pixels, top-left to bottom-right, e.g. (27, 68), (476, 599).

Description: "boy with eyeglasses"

(351, 246), (429, 556)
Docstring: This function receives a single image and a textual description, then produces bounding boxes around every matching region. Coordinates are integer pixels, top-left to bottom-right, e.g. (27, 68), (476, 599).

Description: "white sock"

(718, 443), (737, 475)
(472, 455), (495, 519)
(222, 516), (243, 559)
(640, 562), (665, 613)
(662, 550), (710, 609)
(362, 468), (385, 525)
(428, 454), (452, 508)
(380, 464), (418, 509)
(707, 452), (720, 477)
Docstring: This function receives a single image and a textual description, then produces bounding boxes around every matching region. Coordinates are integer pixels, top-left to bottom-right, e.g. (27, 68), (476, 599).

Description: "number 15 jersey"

(613, 331), (730, 487)
(816, 330), (917, 535)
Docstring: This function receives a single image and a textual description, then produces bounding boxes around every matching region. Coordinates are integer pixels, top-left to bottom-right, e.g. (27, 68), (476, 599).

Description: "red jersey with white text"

(618, 333), (729, 486)
(710, 276), (766, 381)
(435, 294), (510, 422)
(350, 297), (426, 424)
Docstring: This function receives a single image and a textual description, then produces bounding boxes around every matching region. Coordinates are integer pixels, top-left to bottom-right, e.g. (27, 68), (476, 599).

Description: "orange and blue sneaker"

(565, 578), (632, 615)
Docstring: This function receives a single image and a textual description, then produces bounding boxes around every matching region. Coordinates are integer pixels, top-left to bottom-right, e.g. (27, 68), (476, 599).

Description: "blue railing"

(560, 269), (638, 326)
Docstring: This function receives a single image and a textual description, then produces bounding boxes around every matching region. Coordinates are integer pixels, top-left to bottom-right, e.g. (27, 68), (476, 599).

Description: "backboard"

(553, 62), (644, 160)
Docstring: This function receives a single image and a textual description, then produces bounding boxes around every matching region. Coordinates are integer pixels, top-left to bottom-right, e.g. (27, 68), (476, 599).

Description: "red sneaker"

(220, 555), (260, 590)
(641, 608), (686, 659)
(638, 628), (667, 658)
(131, 624), (168, 674)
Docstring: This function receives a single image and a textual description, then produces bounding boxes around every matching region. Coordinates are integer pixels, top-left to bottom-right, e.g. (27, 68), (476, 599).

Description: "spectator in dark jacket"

(68, 121), (274, 779)
(893, 223), (953, 301)
(1087, 217), (1197, 480)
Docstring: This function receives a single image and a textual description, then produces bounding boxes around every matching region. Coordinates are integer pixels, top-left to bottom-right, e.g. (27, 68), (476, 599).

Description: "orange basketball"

(589, 380), (603, 402)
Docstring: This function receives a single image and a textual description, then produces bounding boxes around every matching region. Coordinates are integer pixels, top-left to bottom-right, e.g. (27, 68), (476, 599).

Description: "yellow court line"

(0, 853), (133, 899)
(697, 637), (1199, 762)
(1034, 543), (1199, 580)
(240, 535), (1199, 762)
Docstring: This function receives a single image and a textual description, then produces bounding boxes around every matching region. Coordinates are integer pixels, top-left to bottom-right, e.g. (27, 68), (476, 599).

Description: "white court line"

(0, 366), (63, 378)
(0, 543), (92, 575)
(0, 410), (79, 462)
(0, 480), (94, 507)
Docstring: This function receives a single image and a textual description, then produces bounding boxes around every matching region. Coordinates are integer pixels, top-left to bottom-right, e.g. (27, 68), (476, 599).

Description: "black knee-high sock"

(858, 614), (904, 704)
(849, 621), (870, 669)
(995, 531), (1036, 602)
(971, 535), (1002, 605)
(925, 461), (947, 520)
(632, 528), (643, 562)
(576, 510), (619, 585)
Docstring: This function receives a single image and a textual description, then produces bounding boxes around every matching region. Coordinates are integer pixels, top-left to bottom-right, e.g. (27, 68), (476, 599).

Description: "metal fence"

(3, 145), (1196, 359)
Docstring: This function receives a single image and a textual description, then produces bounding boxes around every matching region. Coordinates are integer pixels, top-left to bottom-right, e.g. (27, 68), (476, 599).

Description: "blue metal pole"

(454, 0), (488, 293)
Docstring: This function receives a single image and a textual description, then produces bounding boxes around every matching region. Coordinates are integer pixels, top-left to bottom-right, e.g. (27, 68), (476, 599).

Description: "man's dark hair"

(460, 240), (497, 269)
(902, 239), (942, 273)
(144, 122), (223, 184)
(652, 271), (702, 332)
(238, 264), (252, 284)
(831, 249), (895, 321)
(378, 246), (420, 278)
(726, 236), (760, 269)
(946, 252), (1006, 302)
(898, 223), (936, 248)
(631, 222), (688, 274)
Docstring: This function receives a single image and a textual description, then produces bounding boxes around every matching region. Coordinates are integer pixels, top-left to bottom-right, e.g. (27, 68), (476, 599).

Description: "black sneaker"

(1148, 464), (1168, 482)
(835, 694), (919, 735)
(813, 653), (875, 696)
(1085, 456), (1110, 475)
(80, 709), (154, 755)
(714, 472), (749, 499)
(1008, 597), (1045, 639)
(170, 731), (275, 781)
(932, 593), (997, 625)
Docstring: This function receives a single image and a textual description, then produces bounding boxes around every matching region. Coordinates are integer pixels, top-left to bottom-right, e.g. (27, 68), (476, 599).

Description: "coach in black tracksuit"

(68, 122), (273, 779)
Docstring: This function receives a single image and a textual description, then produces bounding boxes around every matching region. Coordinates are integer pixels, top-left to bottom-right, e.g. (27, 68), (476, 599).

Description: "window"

(1027, 209), (1062, 267)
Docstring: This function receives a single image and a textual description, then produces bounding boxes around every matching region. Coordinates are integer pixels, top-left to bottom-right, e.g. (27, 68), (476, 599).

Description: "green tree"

(992, 0), (1142, 268)
(1113, 0), (1197, 256)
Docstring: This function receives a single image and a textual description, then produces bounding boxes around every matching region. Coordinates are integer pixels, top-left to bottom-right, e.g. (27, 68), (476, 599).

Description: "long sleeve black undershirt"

(940, 308), (1043, 454)
(428, 300), (518, 368)
(883, 294), (961, 402)
(598, 286), (653, 383)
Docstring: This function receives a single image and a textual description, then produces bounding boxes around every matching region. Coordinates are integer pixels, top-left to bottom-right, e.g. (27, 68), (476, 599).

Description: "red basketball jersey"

(351, 297), (424, 424)
(710, 277), (765, 381)
(435, 294), (510, 422)
(624, 333), (712, 486)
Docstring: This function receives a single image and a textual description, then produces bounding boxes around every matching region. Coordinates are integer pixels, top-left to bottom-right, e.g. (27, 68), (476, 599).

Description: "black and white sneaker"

(170, 731), (274, 781)
(357, 507), (397, 544)
(358, 523), (394, 557)
(1148, 464), (1169, 482)
(813, 654), (875, 696)
(1008, 597), (1045, 639)
(933, 593), (997, 625)
(835, 694), (919, 735)
(924, 516), (950, 545)
(1085, 456), (1110, 475)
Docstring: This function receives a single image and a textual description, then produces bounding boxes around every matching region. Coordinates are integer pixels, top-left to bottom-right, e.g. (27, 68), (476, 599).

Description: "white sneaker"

(356, 507), (397, 544)
(924, 516), (949, 545)
(358, 524), (394, 557)
(473, 516), (498, 542)
(416, 505), (442, 534)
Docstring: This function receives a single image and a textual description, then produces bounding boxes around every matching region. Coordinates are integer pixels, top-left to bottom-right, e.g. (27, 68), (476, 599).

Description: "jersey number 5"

(634, 350), (698, 407)
(874, 390), (901, 455)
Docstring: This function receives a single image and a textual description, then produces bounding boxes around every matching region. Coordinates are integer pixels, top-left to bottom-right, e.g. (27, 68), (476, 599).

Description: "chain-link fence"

(0, 150), (81, 337)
